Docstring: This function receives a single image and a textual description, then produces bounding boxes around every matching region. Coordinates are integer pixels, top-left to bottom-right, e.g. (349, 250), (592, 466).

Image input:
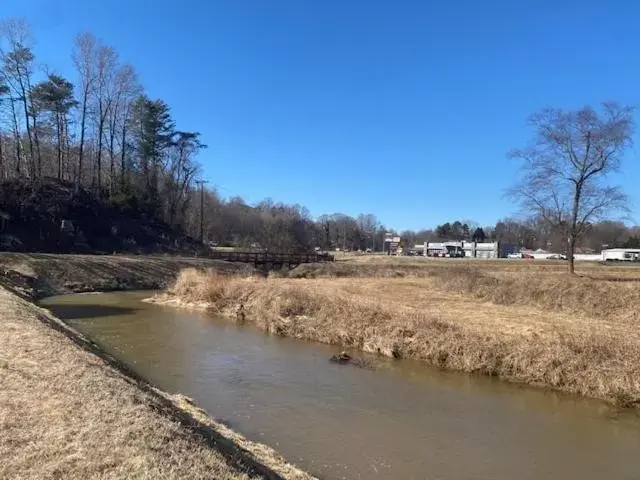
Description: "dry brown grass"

(159, 267), (640, 408)
(289, 259), (640, 322)
(0, 286), (312, 480)
(0, 252), (252, 299)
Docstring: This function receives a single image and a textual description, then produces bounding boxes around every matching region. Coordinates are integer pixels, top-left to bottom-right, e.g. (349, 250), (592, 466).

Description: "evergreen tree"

(471, 227), (486, 243)
(130, 96), (175, 216)
(31, 74), (77, 179)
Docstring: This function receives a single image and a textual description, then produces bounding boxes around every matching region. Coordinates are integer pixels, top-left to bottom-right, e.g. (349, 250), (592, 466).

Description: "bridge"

(207, 250), (334, 268)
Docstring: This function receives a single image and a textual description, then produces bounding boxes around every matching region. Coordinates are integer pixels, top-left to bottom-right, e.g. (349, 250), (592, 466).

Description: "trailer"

(602, 248), (640, 262)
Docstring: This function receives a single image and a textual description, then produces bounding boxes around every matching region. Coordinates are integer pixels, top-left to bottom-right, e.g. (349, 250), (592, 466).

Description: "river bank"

(0, 254), (311, 479)
(153, 267), (640, 408)
(0, 252), (254, 299)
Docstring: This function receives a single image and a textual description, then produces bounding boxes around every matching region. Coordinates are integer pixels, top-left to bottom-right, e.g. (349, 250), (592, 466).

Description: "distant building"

(384, 234), (402, 255)
(423, 241), (518, 259)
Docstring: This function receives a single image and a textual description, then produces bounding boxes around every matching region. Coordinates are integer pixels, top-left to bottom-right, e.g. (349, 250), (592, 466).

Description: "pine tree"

(30, 74), (77, 179)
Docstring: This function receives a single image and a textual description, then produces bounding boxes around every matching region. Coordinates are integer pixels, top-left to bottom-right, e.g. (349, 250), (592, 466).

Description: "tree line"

(0, 18), (205, 233)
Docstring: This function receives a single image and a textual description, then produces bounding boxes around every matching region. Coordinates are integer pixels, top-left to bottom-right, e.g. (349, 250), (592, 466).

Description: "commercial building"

(422, 241), (518, 259)
(383, 234), (402, 255)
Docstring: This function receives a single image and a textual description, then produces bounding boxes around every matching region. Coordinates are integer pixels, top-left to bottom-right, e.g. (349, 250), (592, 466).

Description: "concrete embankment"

(0, 254), (312, 480)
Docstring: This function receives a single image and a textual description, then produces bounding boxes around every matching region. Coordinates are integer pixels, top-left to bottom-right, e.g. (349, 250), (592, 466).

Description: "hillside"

(0, 178), (204, 255)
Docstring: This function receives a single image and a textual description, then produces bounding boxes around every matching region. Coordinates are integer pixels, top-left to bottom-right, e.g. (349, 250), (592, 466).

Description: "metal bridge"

(207, 250), (334, 268)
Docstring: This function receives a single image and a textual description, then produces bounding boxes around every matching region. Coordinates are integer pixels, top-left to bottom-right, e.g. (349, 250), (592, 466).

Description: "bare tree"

(93, 44), (117, 191)
(72, 32), (98, 187)
(509, 103), (635, 273)
(107, 63), (139, 192)
(357, 213), (379, 250)
(163, 131), (204, 227)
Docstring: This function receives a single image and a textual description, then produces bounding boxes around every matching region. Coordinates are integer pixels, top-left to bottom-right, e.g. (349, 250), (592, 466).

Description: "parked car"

(507, 252), (523, 259)
(522, 253), (534, 259)
(547, 254), (567, 260)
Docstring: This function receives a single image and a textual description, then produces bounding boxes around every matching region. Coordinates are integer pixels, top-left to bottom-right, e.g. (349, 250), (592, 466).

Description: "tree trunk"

(120, 121), (127, 189)
(17, 81), (34, 177)
(567, 235), (577, 274)
(27, 78), (42, 179)
(62, 114), (70, 181)
(31, 112), (42, 178)
(78, 91), (89, 187)
(108, 120), (116, 196)
(56, 111), (62, 179)
(0, 131), (4, 181)
(569, 183), (583, 275)
(97, 116), (103, 192)
(10, 98), (21, 175)
(109, 133), (115, 195)
(108, 102), (119, 196)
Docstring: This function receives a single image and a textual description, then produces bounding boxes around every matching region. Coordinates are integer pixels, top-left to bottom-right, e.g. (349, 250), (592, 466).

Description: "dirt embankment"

(154, 267), (640, 408)
(0, 252), (253, 300)
(0, 254), (311, 480)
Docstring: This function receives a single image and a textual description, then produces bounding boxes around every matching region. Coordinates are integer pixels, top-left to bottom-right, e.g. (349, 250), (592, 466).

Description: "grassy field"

(158, 258), (640, 407)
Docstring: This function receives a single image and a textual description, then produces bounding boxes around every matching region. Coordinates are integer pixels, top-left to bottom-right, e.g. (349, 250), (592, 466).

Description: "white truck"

(602, 248), (640, 262)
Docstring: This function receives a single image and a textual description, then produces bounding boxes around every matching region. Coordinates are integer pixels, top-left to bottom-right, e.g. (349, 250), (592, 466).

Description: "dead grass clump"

(287, 261), (432, 279)
(424, 266), (640, 321)
(170, 268), (231, 305)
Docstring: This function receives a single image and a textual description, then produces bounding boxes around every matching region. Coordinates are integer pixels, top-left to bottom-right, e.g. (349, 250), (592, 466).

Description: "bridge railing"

(206, 250), (334, 264)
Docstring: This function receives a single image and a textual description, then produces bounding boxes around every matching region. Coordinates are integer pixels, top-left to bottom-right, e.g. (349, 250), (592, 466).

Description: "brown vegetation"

(158, 264), (640, 407)
(0, 252), (251, 299)
(0, 285), (311, 479)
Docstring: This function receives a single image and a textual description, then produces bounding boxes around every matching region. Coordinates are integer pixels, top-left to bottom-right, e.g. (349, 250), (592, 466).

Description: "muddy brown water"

(41, 291), (640, 480)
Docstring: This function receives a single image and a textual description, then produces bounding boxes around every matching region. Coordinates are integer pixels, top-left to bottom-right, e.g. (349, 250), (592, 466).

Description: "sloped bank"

(152, 269), (640, 408)
(0, 252), (253, 299)
(0, 254), (311, 480)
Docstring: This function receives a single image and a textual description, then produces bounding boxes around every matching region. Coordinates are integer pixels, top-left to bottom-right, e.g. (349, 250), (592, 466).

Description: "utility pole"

(195, 180), (208, 244)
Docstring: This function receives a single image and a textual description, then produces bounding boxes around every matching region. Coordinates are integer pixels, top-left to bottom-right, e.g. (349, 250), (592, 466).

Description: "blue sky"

(4, 0), (640, 230)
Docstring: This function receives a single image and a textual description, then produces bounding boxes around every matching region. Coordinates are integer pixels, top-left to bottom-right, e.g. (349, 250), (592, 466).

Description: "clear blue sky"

(4, 0), (640, 230)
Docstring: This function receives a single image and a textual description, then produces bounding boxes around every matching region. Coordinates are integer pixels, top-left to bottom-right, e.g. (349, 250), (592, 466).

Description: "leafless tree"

(509, 103), (635, 273)
(72, 32), (98, 186)
(163, 131), (203, 227)
(93, 44), (117, 191)
(357, 213), (379, 250)
(107, 63), (139, 192)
